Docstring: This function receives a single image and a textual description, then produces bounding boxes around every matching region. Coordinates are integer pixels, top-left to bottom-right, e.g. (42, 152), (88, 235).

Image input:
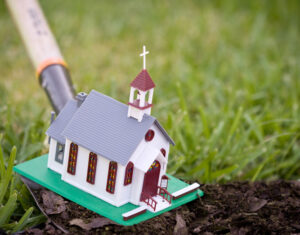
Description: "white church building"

(46, 47), (176, 212)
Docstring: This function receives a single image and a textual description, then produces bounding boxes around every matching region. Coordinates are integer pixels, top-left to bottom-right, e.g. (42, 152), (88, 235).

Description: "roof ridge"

(90, 89), (157, 122)
(90, 89), (127, 108)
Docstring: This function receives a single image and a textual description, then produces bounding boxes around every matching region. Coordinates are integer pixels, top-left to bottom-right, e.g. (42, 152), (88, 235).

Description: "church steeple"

(128, 46), (155, 122)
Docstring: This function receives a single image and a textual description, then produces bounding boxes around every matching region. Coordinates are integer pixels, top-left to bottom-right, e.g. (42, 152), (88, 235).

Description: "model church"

(46, 46), (176, 212)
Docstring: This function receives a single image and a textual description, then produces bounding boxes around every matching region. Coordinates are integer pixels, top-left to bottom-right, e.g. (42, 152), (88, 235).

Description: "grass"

(0, 138), (46, 233)
(0, 0), (300, 232)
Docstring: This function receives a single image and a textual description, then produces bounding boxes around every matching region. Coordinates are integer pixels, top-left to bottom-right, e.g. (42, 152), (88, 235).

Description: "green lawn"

(0, 0), (299, 232)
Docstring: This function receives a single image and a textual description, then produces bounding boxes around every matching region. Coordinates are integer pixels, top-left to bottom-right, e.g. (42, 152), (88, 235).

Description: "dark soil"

(24, 180), (300, 234)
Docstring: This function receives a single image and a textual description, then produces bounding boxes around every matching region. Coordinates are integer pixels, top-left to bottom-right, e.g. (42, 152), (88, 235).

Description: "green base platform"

(13, 154), (203, 226)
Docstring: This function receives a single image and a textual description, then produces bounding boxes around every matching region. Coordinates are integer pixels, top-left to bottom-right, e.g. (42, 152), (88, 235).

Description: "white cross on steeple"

(140, 45), (149, 70)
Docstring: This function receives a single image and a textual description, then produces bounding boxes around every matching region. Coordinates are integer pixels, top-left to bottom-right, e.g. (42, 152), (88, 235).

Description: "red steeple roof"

(130, 69), (155, 91)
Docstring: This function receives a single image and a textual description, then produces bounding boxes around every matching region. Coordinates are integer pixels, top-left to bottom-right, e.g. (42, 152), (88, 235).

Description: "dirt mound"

(25, 181), (300, 234)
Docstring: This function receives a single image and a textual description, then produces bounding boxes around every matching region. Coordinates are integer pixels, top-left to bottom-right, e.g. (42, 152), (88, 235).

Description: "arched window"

(86, 152), (97, 184)
(106, 161), (118, 194)
(55, 143), (65, 164)
(149, 160), (160, 171)
(160, 148), (166, 157)
(145, 129), (155, 142)
(67, 143), (78, 175)
(124, 162), (134, 186)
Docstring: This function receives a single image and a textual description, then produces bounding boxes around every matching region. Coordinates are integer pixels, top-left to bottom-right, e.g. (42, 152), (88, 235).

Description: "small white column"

(139, 91), (146, 107)
(148, 88), (154, 104)
(129, 87), (135, 103)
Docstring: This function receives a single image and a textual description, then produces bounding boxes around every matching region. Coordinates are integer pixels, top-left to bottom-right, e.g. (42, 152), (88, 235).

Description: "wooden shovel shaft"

(6, 0), (75, 113)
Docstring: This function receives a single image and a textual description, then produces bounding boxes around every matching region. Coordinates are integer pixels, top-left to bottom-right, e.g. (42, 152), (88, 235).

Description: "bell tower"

(128, 46), (155, 122)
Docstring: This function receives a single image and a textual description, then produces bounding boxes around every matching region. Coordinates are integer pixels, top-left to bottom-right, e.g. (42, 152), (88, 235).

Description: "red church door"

(142, 160), (161, 197)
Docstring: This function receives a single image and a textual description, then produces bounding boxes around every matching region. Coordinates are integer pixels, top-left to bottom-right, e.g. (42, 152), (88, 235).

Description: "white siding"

(130, 168), (145, 204)
(61, 139), (125, 207)
(130, 123), (170, 165)
(47, 138), (64, 174)
(127, 105), (146, 122)
(115, 164), (132, 205)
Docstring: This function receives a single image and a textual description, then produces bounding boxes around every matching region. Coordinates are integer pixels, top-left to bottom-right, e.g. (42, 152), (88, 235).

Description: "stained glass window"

(160, 148), (166, 157)
(86, 152), (97, 184)
(67, 143), (78, 175)
(124, 162), (134, 186)
(106, 161), (118, 194)
(148, 160), (160, 172)
(145, 129), (155, 141)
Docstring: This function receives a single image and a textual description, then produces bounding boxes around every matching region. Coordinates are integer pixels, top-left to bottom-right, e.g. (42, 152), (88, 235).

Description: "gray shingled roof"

(46, 99), (79, 144)
(61, 90), (174, 165)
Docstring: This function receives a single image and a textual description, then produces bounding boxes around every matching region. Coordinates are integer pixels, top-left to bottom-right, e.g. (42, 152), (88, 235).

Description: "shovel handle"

(6, 0), (75, 113)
